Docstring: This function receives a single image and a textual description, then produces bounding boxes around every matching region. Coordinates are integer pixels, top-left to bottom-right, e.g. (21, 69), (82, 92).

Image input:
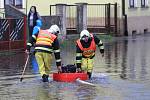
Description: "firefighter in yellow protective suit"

(27, 24), (62, 82)
(76, 30), (104, 79)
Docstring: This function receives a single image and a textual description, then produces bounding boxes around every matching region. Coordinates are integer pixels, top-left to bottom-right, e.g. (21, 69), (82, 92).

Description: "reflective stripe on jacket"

(35, 30), (56, 52)
(36, 30), (56, 46)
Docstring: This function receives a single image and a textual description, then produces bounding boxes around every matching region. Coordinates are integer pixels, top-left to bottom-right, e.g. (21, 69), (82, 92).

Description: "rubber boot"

(42, 74), (49, 82)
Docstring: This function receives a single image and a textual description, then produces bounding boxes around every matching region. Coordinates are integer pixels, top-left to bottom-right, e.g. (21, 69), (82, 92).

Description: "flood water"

(0, 34), (150, 100)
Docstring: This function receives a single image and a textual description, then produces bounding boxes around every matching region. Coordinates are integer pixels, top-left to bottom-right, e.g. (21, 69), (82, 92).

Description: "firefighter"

(76, 30), (104, 79)
(27, 24), (62, 82)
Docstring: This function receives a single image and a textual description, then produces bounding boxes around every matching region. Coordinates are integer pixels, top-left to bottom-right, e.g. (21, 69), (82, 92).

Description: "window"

(129, 0), (138, 8)
(6, 0), (14, 5)
(5, 0), (23, 8)
(141, 0), (149, 7)
(0, 0), (4, 8)
(15, 0), (23, 8)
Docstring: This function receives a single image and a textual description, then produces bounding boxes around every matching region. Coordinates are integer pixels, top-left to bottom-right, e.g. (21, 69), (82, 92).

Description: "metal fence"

(87, 3), (117, 34)
(50, 5), (77, 31)
(50, 3), (118, 34)
(66, 5), (77, 30)
(0, 17), (27, 51)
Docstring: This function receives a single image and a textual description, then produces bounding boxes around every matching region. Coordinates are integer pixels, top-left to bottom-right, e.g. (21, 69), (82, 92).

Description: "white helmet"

(80, 30), (91, 39)
(48, 24), (60, 35)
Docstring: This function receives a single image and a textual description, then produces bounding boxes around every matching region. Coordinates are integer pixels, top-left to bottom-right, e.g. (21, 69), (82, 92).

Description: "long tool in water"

(20, 54), (30, 82)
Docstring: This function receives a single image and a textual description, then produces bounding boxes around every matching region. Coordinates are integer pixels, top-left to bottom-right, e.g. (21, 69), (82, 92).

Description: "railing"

(0, 17), (27, 51)
(18, 8), (26, 15)
(50, 3), (118, 34)
(87, 3), (117, 34)
(50, 4), (77, 30)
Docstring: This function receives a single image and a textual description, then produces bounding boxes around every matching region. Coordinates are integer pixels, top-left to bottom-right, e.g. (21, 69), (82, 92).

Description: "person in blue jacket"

(30, 19), (42, 74)
(32, 19), (42, 35)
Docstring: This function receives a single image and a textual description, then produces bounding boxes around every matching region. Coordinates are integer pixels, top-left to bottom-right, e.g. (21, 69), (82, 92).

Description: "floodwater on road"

(0, 34), (150, 100)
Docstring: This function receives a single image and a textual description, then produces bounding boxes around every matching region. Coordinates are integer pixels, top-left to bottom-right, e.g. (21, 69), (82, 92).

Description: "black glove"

(76, 67), (82, 73)
(101, 53), (104, 57)
(26, 45), (31, 52)
(99, 49), (104, 57)
(26, 43), (32, 55)
(25, 49), (30, 55)
(57, 66), (62, 73)
(99, 49), (104, 54)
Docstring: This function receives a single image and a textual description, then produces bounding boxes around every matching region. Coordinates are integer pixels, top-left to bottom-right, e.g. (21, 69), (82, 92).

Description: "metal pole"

(114, 3), (118, 36)
(26, 0), (28, 16)
(50, 5), (51, 16)
(107, 3), (111, 34)
(20, 54), (30, 82)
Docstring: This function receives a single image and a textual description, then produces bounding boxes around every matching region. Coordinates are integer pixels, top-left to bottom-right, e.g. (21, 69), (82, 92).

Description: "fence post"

(76, 3), (87, 33)
(124, 14), (128, 36)
(50, 5), (51, 16)
(114, 3), (118, 36)
(122, 0), (128, 36)
(56, 4), (67, 37)
(23, 16), (27, 50)
(8, 18), (11, 51)
(107, 3), (111, 34)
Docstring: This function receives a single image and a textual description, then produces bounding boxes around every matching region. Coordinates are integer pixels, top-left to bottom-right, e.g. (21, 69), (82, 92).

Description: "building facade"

(0, 0), (150, 35)
(125, 0), (150, 35)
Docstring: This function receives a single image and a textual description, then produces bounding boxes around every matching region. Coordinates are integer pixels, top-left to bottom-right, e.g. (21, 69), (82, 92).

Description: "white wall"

(27, 0), (119, 16)
(126, 0), (150, 35)
(0, 0), (4, 18)
(5, 0), (10, 5)
(126, 0), (150, 17)
(22, 0), (25, 8)
(0, 0), (4, 8)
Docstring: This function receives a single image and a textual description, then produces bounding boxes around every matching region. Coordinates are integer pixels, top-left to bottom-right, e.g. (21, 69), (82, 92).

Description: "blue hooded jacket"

(32, 19), (42, 35)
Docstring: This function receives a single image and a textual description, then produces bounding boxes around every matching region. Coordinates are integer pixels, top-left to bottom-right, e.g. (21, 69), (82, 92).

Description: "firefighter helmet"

(48, 24), (60, 35)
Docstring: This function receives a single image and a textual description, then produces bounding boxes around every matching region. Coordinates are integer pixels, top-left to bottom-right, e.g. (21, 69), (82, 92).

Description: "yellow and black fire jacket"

(76, 34), (104, 68)
(27, 29), (61, 66)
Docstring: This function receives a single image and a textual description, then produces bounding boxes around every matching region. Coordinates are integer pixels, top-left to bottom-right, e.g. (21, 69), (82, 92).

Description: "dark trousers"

(28, 26), (34, 39)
